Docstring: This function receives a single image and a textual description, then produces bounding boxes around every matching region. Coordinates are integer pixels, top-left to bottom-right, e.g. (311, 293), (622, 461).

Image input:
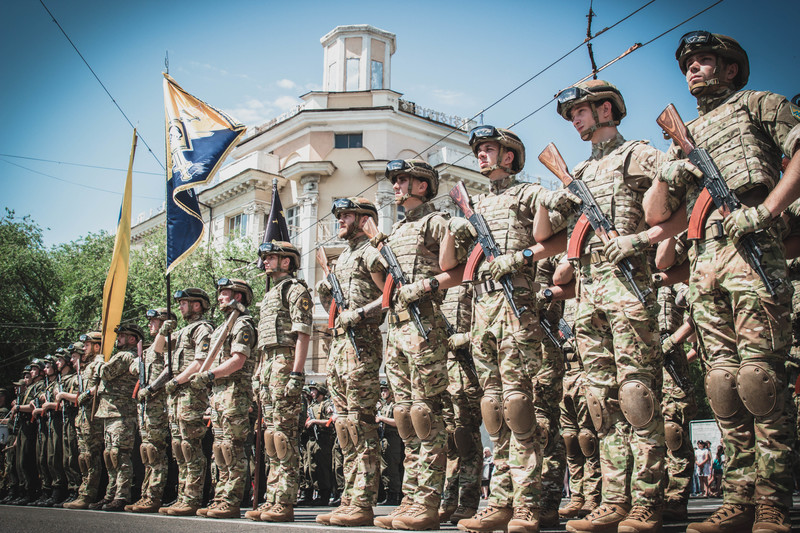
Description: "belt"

(577, 250), (607, 266)
(388, 309), (412, 324)
(330, 327), (347, 337)
(696, 219), (726, 242)
(473, 275), (533, 297)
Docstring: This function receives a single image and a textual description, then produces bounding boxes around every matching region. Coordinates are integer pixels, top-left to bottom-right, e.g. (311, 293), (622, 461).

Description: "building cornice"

(281, 160), (336, 181)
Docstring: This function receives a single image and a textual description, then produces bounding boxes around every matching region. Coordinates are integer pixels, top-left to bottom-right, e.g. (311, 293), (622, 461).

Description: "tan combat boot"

(457, 505), (513, 532)
(196, 500), (220, 517)
(131, 497), (161, 513)
(439, 504), (458, 523)
(124, 498), (144, 512)
(618, 505), (662, 533)
(566, 503), (630, 533)
(317, 498), (351, 525)
(560, 496), (587, 519)
(167, 501), (200, 516)
(752, 502), (791, 533)
(686, 503), (755, 533)
(581, 498), (600, 515)
(260, 502), (294, 522)
(245, 501), (271, 521)
(661, 499), (687, 521)
(330, 504), (375, 527)
(508, 506), (540, 533)
(450, 506), (478, 524)
(207, 501), (240, 519)
(63, 495), (90, 509)
(392, 503), (440, 530)
(375, 499), (413, 529)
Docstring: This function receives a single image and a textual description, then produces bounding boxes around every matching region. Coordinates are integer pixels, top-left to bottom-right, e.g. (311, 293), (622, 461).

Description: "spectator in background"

(481, 447), (493, 500)
(695, 440), (711, 498)
(711, 445), (724, 497)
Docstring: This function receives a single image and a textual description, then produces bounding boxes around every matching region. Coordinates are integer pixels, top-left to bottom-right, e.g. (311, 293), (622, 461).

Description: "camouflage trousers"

(138, 400), (169, 501)
(259, 347), (302, 505)
(327, 326), (382, 507)
(661, 349), (697, 505)
(46, 415), (66, 491)
(169, 387), (208, 506)
(560, 367), (601, 503)
(3, 441), (18, 495)
(210, 385), (251, 506)
(62, 413), (80, 493)
(380, 430), (404, 495)
(688, 235), (796, 509)
(471, 289), (544, 509)
(385, 311), (449, 508)
(101, 416), (135, 501)
(36, 423), (50, 493)
(537, 337), (565, 512)
(76, 413), (103, 499)
(441, 356), (483, 511)
(575, 259), (665, 507)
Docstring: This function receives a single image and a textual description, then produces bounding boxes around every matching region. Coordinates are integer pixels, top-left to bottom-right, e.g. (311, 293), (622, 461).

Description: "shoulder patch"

(791, 104), (800, 121)
(299, 297), (311, 311)
(200, 341), (210, 351)
(242, 331), (251, 343)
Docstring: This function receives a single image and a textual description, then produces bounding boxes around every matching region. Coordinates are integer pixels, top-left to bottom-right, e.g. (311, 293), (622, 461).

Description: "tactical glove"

(165, 379), (180, 396)
(659, 159), (703, 187)
(489, 251), (525, 281)
(337, 308), (361, 329)
(397, 279), (428, 309)
(540, 188), (582, 213)
(77, 391), (93, 407)
(315, 279), (332, 301)
(448, 333), (470, 350)
(284, 372), (304, 397)
(661, 335), (676, 355)
(136, 387), (152, 403)
(159, 320), (176, 337)
(603, 231), (651, 265)
(449, 217), (477, 240)
(189, 371), (214, 391)
(723, 204), (772, 244)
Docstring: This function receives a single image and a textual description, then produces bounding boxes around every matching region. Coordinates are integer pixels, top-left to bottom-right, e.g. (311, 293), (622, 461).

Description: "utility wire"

(0, 154), (163, 176)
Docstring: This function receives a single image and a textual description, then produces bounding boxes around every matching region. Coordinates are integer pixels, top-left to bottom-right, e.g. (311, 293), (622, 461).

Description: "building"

(132, 24), (487, 375)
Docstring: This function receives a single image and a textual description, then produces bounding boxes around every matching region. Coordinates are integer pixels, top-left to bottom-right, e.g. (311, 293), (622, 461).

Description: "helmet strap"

(580, 103), (616, 141)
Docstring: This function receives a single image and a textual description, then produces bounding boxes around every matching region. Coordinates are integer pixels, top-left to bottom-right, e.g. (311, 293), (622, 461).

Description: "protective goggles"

(67, 343), (80, 353)
(556, 86), (591, 106)
(78, 333), (100, 343)
(676, 30), (713, 58)
(468, 125), (501, 146)
(217, 277), (234, 288)
(385, 159), (434, 180)
(145, 309), (159, 319)
(257, 242), (291, 258)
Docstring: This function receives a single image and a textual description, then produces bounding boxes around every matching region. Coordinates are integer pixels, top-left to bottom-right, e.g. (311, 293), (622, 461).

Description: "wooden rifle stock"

(537, 143), (575, 186)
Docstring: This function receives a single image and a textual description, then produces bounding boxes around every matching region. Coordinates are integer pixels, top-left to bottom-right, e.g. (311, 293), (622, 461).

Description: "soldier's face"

(148, 318), (162, 336)
(45, 363), (55, 376)
(337, 212), (358, 239)
(218, 288), (236, 307)
(24, 375), (32, 385)
(570, 103), (595, 137)
(262, 254), (280, 272)
(71, 353), (80, 367)
(684, 52), (717, 88)
(476, 141), (501, 170)
(56, 358), (66, 372)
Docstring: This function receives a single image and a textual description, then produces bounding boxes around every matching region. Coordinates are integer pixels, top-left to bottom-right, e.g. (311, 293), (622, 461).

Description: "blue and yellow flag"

(163, 73), (245, 273)
(100, 131), (137, 360)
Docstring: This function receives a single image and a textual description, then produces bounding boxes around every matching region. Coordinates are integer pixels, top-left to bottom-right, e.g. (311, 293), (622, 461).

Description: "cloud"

(276, 79), (296, 89)
(273, 95), (302, 110)
(431, 89), (469, 106)
(228, 98), (274, 124)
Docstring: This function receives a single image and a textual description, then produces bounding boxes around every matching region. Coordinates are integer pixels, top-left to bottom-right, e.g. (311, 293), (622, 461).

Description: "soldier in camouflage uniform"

(13, 366), (40, 505)
(647, 32), (800, 533)
(438, 284), (483, 526)
(314, 197), (386, 527)
(90, 323), (141, 511)
(0, 382), (22, 504)
(29, 357), (52, 506)
(304, 383), (334, 506)
(248, 241), (312, 523)
(65, 332), (105, 509)
(38, 354), (68, 506)
(455, 127), (571, 533)
(192, 278), (257, 519)
(52, 348), (80, 506)
(377, 380), (403, 506)
(537, 81), (671, 533)
(125, 308), (175, 513)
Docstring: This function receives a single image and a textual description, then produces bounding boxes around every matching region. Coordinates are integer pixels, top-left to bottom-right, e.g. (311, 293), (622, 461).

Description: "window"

(286, 205), (299, 243)
(227, 213), (248, 239)
(334, 133), (363, 149)
(371, 60), (383, 89)
(396, 205), (405, 222)
(327, 63), (338, 91)
(346, 58), (359, 91)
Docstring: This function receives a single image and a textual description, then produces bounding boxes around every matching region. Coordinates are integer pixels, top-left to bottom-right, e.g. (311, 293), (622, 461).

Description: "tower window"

(334, 133), (363, 149)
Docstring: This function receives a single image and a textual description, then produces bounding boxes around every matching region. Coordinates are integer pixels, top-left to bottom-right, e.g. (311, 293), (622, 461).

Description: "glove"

(489, 251), (525, 281)
(284, 372), (304, 397)
(449, 217), (477, 240)
(603, 231), (651, 265)
(77, 391), (93, 407)
(137, 387), (152, 402)
(397, 279), (428, 309)
(98, 363), (111, 381)
(189, 371), (213, 391)
(448, 333), (470, 350)
(165, 379), (180, 396)
(662, 335), (676, 355)
(722, 204), (772, 244)
(540, 189), (582, 212)
(159, 320), (176, 337)
(370, 231), (388, 248)
(337, 308), (361, 329)
(659, 159), (703, 187)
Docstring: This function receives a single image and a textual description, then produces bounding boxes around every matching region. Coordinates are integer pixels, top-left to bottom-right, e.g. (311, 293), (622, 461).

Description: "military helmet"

(385, 159), (439, 199)
(380, 379), (389, 389)
(29, 359), (44, 370)
(331, 197), (379, 222)
(42, 355), (58, 370)
(80, 331), (102, 344)
(468, 125), (526, 174)
(173, 287), (211, 312)
(114, 322), (145, 341)
(145, 307), (177, 322)
(67, 341), (85, 355)
(258, 240), (301, 272)
(556, 80), (627, 124)
(216, 277), (254, 306)
(675, 31), (749, 90)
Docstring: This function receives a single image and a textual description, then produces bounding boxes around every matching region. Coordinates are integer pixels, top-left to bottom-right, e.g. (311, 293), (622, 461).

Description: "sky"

(1, 0), (798, 246)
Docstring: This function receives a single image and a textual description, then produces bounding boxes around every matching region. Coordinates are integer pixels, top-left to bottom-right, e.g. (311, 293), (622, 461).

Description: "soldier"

(27, 357), (52, 507)
(0, 387), (13, 502)
(52, 348), (81, 506)
(126, 308), (175, 513)
(304, 383), (334, 506)
(65, 332), (105, 509)
(0, 382), (23, 504)
(10, 367), (39, 505)
(376, 380), (403, 506)
(248, 241), (312, 523)
(193, 278), (257, 519)
(38, 354), (68, 506)
(314, 196), (386, 527)
(645, 31), (800, 533)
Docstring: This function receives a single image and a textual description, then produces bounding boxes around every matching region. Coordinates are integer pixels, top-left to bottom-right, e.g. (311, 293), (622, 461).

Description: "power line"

(0, 154), (163, 176)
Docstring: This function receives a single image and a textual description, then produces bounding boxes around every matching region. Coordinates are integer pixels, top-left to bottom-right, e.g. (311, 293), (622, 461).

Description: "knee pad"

(109, 448), (120, 469)
(411, 401), (441, 441)
(145, 443), (158, 464)
(480, 395), (503, 438)
(139, 443), (149, 465)
(220, 441), (234, 466)
(664, 421), (683, 452)
(103, 450), (113, 472)
(563, 432), (580, 459)
(345, 419), (360, 449)
(181, 441), (193, 463)
(578, 428), (598, 457)
(502, 391), (536, 442)
(736, 362), (780, 417)
(393, 404), (415, 441)
(264, 429), (276, 458)
(212, 442), (225, 468)
(453, 426), (476, 460)
(704, 367), (742, 419)
(618, 379), (656, 429)
(585, 389), (604, 433)
(171, 441), (183, 464)
(274, 431), (291, 460)
(335, 418), (352, 452)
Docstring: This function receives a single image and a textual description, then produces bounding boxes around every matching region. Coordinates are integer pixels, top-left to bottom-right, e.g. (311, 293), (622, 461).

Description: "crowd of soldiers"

(1, 30), (799, 533)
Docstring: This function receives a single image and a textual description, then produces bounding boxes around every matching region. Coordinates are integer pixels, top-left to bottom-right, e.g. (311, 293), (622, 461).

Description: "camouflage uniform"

(58, 368), (81, 499)
(18, 380), (41, 501)
(305, 395), (334, 502)
(32, 377), (51, 502)
(378, 394), (403, 500)
(74, 355), (104, 503)
(257, 274), (313, 506)
(43, 373), (67, 500)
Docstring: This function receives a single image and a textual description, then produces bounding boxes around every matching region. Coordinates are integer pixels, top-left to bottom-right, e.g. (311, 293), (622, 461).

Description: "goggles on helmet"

(676, 30), (714, 58)
(468, 125), (503, 147)
(556, 86), (592, 107)
(145, 309), (159, 319)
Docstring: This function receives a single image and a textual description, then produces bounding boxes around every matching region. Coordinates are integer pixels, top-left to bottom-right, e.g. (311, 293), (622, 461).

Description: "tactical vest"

(387, 206), (445, 296)
(259, 277), (308, 349)
(334, 237), (384, 324)
(571, 139), (648, 248)
(440, 284), (472, 333)
(172, 319), (213, 375)
(211, 313), (257, 394)
(96, 352), (137, 418)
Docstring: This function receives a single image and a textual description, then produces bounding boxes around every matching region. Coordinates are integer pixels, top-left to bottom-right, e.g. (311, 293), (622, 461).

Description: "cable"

(0, 154), (163, 176)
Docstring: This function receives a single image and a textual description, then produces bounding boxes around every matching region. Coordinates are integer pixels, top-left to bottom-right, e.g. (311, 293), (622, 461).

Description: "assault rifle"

(661, 320), (695, 392)
(133, 339), (145, 426)
(441, 312), (478, 382)
(307, 405), (319, 441)
(657, 104), (779, 297)
(538, 143), (651, 304)
(56, 372), (65, 429)
(362, 217), (429, 341)
(449, 181), (527, 318)
(316, 246), (361, 361)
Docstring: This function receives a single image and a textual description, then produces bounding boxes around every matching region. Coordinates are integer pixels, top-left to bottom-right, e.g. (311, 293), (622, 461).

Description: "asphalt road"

(1, 497), (798, 532)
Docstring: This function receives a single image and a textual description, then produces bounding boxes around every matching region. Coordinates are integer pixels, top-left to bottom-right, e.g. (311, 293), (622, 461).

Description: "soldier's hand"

(159, 320), (176, 337)
(540, 188), (582, 213)
(337, 308), (361, 329)
(284, 371), (304, 397)
(165, 379), (180, 396)
(662, 335), (676, 355)
(98, 363), (111, 381)
(659, 159), (703, 188)
(315, 279), (332, 300)
(489, 251), (525, 281)
(189, 371), (214, 391)
(603, 231), (651, 265)
(77, 391), (93, 406)
(369, 231), (388, 248)
(448, 333), (470, 350)
(449, 217), (477, 240)
(137, 387), (152, 402)
(397, 279), (428, 309)
(723, 204), (772, 244)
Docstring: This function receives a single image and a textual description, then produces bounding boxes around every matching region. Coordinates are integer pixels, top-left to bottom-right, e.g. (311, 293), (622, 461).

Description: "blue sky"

(1, 0), (797, 245)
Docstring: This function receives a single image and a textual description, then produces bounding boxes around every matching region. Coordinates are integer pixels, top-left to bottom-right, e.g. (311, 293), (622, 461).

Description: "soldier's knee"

(578, 428), (598, 457)
(563, 432), (580, 459)
(618, 379), (657, 429)
(480, 395), (503, 439)
(220, 440), (234, 466)
(411, 400), (442, 441)
(736, 361), (781, 417)
(274, 431), (292, 460)
(335, 418), (352, 453)
(264, 429), (276, 458)
(705, 366), (743, 419)
(393, 404), (415, 441)
(664, 421), (684, 452)
(503, 390), (536, 443)
(212, 442), (225, 468)
(180, 441), (193, 463)
(171, 440), (183, 464)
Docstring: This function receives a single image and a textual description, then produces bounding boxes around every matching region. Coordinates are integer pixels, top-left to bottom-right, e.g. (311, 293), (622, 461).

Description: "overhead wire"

(0, 154), (163, 176)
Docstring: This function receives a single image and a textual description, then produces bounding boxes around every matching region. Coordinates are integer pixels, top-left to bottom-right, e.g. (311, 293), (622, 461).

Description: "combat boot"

(375, 499), (413, 529)
(88, 496), (113, 510)
(450, 506), (478, 525)
(197, 499), (220, 517)
(63, 495), (90, 509)
(618, 505), (662, 533)
(260, 502), (294, 522)
(581, 498), (600, 515)
(560, 496), (587, 519)
(457, 505), (513, 532)
(566, 503), (630, 533)
(317, 498), (351, 525)
(245, 501), (271, 521)
(295, 489), (314, 507)
(392, 503), (440, 530)
(379, 491), (402, 506)
(207, 501), (240, 519)
(439, 504), (457, 523)
(102, 499), (128, 512)
(686, 503), (754, 533)
(661, 499), (688, 522)
(167, 501), (200, 516)
(131, 497), (161, 513)
(508, 506), (540, 533)
(331, 504), (375, 527)
(540, 507), (559, 528)
(752, 502), (791, 533)
(125, 497), (145, 512)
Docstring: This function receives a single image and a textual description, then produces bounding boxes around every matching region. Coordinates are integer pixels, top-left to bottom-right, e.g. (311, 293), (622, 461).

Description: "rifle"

(133, 339), (145, 426)
(558, 318), (574, 342)
(539, 313), (565, 352)
(44, 376), (52, 440)
(362, 217), (430, 340)
(56, 372), (65, 429)
(11, 390), (22, 434)
(656, 104), (779, 297)
(538, 143), (651, 305)
(441, 312), (478, 382)
(316, 246), (361, 361)
(449, 181), (528, 318)
(307, 405), (319, 441)
(661, 320), (695, 392)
